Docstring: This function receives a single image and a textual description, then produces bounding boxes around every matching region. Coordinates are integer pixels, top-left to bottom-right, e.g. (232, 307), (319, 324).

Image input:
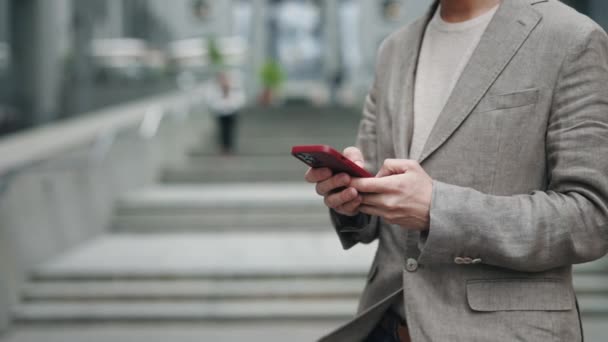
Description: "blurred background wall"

(0, 0), (605, 137)
(0, 0), (436, 136)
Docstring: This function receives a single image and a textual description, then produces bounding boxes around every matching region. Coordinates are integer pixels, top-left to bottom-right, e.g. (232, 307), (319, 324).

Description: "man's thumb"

(343, 146), (365, 167)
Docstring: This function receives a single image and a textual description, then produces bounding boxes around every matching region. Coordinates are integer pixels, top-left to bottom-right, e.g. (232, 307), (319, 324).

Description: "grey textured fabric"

(320, 0), (608, 341)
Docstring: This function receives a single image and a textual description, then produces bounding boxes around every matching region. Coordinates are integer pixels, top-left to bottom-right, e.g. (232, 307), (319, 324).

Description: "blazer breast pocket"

(466, 278), (573, 312)
(475, 88), (539, 113)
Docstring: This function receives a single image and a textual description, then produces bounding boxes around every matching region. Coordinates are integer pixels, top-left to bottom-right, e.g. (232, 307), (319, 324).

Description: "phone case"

(291, 145), (372, 178)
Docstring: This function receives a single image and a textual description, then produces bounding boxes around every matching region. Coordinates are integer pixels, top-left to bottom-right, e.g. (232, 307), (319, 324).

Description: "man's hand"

(305, 147), (365, 216)
(350, 159), (433, 231)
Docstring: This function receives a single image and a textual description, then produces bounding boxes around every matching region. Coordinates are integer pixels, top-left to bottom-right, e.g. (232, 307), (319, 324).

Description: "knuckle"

(341, 189), (353, 202)
(331, 176), (341, 190)
(309, 168), (329, 183)
(309, 171), (322, 183)
(315, 183), (324, 196)
(326, 194), (340, 209)
(406, 160), (420, 168)
(386, 199), (399, 210)
(333, 175), (348, 189)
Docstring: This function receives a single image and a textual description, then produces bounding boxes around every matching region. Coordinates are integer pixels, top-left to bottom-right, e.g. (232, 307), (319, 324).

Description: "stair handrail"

(0, 85), (205, 193)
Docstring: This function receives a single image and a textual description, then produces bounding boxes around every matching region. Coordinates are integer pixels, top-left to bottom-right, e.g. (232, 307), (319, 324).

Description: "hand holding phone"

(296, 145), (368, 217)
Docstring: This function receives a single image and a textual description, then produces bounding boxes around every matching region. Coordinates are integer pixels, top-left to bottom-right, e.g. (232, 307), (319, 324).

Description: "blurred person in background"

(206, 71), (246, 155)
(305, 0), (608, 341)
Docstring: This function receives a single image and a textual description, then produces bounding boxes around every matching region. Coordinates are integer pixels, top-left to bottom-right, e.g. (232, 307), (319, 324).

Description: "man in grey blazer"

(305, 0), (608, 341)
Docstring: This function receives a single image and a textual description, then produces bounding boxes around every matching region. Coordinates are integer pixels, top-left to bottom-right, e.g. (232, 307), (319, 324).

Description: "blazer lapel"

(417, 0), (542, 164)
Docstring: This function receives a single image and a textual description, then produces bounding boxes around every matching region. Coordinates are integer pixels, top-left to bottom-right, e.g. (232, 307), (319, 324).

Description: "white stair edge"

(117, 183), (322, 209)
(23, 278), (366, 300)
(578, 296), (608, 315)
(14, 299), (359, 321)
(31, 233), (376, 280)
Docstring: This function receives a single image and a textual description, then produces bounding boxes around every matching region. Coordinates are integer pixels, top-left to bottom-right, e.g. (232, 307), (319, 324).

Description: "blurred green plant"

(258, 60), (285, 106)
(207, 37), (224, 66)
(260, 60), (285, 90)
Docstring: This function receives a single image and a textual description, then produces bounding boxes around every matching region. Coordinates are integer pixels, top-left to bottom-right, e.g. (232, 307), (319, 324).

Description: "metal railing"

(0, 84), (208, 333)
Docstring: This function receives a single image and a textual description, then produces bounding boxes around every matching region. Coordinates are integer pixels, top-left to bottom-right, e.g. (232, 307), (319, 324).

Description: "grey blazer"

(321, 0), (608, 341)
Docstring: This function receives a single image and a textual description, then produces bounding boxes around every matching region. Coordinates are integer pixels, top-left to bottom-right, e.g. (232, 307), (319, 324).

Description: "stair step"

(15, 295), (608, 323)
(192, 106), (360, 157)
(31, 233), (375, 281)
(574, 258), (608, 274)
(162, 170), (306, 183)
(573, 274), (608, 295)
(13, 299), (358, 322)
(26, 275), (608, 302)
(22, 278), (365, 301)
(114, 184), (329, 230)
(162, 156), (310, 183)
(113, 215), (332, 233)
(578, 296), (608, 317)
(165, 155), (307, 173)
(116, 184), (321, 213)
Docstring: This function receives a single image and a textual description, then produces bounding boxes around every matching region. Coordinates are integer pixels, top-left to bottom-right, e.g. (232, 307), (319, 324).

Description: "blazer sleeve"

(418, 26), (608, 272)
(330, 43), (387, 250)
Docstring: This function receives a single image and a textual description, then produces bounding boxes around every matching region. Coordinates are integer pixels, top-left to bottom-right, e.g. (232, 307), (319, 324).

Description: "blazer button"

(454, 257), (465, 265)
(406, 258), (418, 272)
(463, 257), (473, 264)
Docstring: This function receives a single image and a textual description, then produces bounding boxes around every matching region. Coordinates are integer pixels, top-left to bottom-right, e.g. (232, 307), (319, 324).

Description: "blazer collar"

(415, 0), (542, 164)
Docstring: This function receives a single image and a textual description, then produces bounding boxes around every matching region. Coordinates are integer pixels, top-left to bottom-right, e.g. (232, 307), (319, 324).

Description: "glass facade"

(0, 0), (606, 136)
(271, 0), (324, 81)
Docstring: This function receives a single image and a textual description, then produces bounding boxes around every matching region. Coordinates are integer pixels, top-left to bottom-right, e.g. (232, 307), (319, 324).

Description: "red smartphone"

(291, 145), (373, 178)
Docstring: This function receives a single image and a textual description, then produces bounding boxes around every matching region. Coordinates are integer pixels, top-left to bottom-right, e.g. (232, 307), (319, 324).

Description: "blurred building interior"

(0, 1), (607, 341)
(0, 0), (436, 135)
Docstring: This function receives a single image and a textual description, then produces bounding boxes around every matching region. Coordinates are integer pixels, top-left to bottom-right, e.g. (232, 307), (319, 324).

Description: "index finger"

(305, 167), (332, 183)
(350, 177), (393, 193)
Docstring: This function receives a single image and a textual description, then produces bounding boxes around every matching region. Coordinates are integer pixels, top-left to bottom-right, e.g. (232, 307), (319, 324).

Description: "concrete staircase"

(15, 232), (374, 322)
(9, 104), (608, 341)
(112, 184), (331, 233)
(573, 258), (608, 317)
(11, 105), (369, 341)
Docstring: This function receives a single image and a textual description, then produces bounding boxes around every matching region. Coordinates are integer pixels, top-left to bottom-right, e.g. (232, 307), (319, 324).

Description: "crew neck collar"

(429, 4), (499, 33)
